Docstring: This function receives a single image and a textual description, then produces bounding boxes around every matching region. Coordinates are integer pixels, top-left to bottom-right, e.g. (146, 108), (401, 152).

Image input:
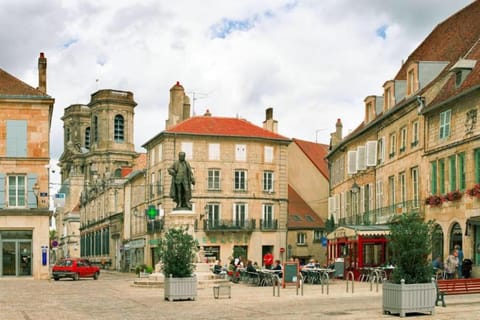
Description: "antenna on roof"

(187, 91), (209, 116)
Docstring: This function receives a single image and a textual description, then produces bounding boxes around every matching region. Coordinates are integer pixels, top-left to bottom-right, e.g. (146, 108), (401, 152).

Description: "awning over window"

(327, 225), (390, 240)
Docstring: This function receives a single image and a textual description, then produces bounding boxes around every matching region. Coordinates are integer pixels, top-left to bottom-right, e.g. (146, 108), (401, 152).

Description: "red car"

(52, 258), (100, 281)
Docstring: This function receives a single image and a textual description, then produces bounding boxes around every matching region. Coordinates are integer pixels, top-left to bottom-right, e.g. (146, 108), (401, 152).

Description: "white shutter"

(334, 194), (340, 222)
(328, 196), (336, 217)
(357, 146), (366, 171)
(341, 192), (345, 219)
(347, 151), (357, 174)
(366, 141), (378, 166)
(368, 183), (374, 212)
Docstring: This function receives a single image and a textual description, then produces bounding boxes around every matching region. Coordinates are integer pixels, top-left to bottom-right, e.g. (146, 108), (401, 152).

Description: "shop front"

(327, 225), (390, 280)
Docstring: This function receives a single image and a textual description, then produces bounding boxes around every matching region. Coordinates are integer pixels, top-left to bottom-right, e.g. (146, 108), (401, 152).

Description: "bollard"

(346, 271), (355, 293)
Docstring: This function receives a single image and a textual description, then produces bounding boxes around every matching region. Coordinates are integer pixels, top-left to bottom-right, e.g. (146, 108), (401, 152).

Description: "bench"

(435, 278), (480, 307)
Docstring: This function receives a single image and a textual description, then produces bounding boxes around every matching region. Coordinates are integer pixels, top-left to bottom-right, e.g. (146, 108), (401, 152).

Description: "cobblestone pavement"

(1, 271), (480, 320)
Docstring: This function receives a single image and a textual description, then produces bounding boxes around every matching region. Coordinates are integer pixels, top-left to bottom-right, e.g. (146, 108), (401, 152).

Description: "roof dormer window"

(407, 64), (418, 96)
(450, 59), (476, 88)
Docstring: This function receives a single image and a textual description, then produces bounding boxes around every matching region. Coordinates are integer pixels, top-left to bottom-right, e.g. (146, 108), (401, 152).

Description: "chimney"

(336, 118), (343, 140)
(38, 52), (47, 93)
(262, 107), (278, 133)
(165, 81), (191, 129)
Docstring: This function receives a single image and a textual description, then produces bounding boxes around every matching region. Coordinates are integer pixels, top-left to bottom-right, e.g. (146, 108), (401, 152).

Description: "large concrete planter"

(382, 280), (436, 317)
(164, 275), (197, 301)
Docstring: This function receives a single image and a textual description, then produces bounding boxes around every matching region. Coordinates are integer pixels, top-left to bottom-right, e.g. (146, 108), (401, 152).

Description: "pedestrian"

(445, 249), (458, 279)
(455, 245), (464, 278)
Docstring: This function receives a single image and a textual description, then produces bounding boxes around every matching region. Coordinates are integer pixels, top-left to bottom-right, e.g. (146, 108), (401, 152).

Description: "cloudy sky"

(0, 0), (474, 189)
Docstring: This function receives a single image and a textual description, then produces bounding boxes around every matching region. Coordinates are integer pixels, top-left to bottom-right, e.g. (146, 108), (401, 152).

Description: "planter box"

(383, 280), (436, 317)
(164, 276), (197, 301)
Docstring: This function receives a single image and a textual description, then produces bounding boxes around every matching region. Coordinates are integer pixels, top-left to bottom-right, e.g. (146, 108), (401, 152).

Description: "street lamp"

(33, 182), (40, 207)
(351, 181), (360, 194)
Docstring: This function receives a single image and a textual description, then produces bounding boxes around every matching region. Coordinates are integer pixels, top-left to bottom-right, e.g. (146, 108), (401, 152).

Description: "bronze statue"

(168, 151), (195, 210)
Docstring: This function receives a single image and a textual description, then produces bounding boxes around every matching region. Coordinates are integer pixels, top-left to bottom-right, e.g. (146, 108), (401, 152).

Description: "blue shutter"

(6, 120), (27, 157)
(0, 174), (5, 208)
(27, 174), (38, 208)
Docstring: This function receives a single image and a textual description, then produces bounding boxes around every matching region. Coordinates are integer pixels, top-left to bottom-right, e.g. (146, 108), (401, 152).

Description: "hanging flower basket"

(443, 190), (463, 202)
(425, 195), (443, 206)
(466, 184), (480, 198)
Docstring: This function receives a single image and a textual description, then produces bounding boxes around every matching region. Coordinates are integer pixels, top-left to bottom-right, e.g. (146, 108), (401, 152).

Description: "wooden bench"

(435, 278), (480, 307)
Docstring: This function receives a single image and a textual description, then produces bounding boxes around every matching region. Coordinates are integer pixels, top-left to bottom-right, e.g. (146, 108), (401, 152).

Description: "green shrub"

(157, 227), (197, 278)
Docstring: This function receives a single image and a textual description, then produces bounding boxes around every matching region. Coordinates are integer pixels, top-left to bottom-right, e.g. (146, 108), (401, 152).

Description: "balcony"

(338, 200), (423, 226)
(203, 219), (256, 232)
(260, 219), (278, 231)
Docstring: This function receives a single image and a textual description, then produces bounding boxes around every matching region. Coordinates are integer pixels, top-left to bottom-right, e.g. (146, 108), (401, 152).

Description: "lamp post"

(33, 182), (40, 207)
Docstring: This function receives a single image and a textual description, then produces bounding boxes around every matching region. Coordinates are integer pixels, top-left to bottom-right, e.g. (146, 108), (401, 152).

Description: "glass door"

(19, 242), (32, 276)
(2, 241), (16, 276)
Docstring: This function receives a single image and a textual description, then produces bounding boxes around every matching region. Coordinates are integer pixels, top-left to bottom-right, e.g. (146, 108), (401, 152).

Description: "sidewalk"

(1, 271), (480, 320)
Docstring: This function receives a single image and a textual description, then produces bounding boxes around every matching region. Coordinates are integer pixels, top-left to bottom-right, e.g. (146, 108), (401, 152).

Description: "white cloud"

(0, 0), (473, 190)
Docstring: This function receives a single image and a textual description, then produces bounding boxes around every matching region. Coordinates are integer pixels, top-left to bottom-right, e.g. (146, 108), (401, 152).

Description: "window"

(8, 175), (26, 207)
(208, 169), (221, 190)
(234, 170), (247, 191)
(157, 144), (163, 162)
(458, 153), (466, 191)
(6, 120), (27, 157)
(439, 110), (451, 139)
(411, 121), (419, 147)
(235, 144), (246, 161)
(439, 159), (445, 194)
(407, 68), (415, 95)
(449, 155), (456, 192)
(431, 161), (438, 194)
(263, 204), (274, 226)
(377, 137), (385, 164)
(297, 232), (306, 245)
(385, 87), (392, 110)
(389, 133), (396, 158)
(388, 176), (395, 206)
(181, 142), (193, 159)
(208, 143), (220, 160)
(85, 127), (91, 149)
(150, 173), (155, 197)
(93, 116), (98, 143)
(399, 172), (406, 204)
(376, 180), (383, 210)
(234, 203), (247, 226)
(157, 170), (162, 194)
(411, 167), (419, 207)
(263, 171), (274, 192)
(66, 128), (71, 143)
(313, 230), (323, 242)
(264, 146), (273, 163)
(207, 203), (220, 226)
(150, 149), (155, 167)
(400, 127), (407, 153)
(114, 115), (124, 142)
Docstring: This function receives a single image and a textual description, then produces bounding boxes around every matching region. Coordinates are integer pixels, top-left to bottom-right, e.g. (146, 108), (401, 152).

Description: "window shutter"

(359, 186), (365, 214)
(368, 183), (374, 212)
(334, 194), (340, 222)
(356, 146), (366, 171)
(27, 174), (38, 208)
(0, 174), (5, 208)
(347, 151), (357, 174)
(366, 141), (377, 166)
(328, 196), (336, 217)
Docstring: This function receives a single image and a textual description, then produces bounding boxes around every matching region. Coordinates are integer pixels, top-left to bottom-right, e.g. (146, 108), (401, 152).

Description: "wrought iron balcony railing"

(260, 219), (278, 231)
(203, 219), (256, 232)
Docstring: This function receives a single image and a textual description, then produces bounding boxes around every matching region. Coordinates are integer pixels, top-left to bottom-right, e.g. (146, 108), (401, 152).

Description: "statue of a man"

(168, 151), (195, 210)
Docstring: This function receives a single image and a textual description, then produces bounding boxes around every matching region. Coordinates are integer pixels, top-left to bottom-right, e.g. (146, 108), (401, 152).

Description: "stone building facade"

(0, 53), (54, 279)
(326, 1), (480, 276)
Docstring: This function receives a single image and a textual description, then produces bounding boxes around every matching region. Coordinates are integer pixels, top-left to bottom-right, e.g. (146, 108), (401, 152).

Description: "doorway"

(1, 240), (32, 276)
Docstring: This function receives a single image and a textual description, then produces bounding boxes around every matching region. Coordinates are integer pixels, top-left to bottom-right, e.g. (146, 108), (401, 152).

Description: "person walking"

(455, 245), (464, 278)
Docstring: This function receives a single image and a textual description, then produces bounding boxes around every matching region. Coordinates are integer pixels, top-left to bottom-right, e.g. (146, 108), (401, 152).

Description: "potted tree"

(383, 212), (437, 317)
(158, 227), (198, 301)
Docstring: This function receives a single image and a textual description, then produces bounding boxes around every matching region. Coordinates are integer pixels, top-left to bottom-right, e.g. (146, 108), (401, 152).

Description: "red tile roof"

(394, 1), (480, 81)
(292, 138), (329, 179)
(0, 68), (47, 96)
(133, 153), (147, 171)
(166, 116), (290, 141)
(288, 185), (324, 229)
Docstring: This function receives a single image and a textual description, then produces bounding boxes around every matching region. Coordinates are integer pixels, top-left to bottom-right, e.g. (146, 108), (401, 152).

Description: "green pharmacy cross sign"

(145, 205), (158, 220)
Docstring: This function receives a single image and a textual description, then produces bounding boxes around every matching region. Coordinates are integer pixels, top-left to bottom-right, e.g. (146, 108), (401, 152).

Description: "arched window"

(114, 168), (122, 178)
(93, 116), (98, 143)
(85, 127), (91, 149)
(450, 223), (463, 251)
(114, 114), (124, 143)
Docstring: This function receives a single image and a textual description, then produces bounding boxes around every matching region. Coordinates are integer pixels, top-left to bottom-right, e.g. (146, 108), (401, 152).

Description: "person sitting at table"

(272, 259), (283, 278)
(228, 259), (239, 283)
(213, 259), (224, 274)
(303, 258), (316, 270)
(246, 260), (257, 273)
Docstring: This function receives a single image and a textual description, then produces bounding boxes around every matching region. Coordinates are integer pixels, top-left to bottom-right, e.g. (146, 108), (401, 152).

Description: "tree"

(157, 228), (197, 278)
(388, 212), (435, 284)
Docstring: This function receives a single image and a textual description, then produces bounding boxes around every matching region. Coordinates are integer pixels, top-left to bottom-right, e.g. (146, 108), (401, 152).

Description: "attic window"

(451, 59), (476, 88)
(305, 215), (314, 222)
(293, 215), (301, 221)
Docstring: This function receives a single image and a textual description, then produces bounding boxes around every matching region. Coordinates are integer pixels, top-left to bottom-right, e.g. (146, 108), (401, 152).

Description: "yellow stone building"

(0, 53), (54, 279)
